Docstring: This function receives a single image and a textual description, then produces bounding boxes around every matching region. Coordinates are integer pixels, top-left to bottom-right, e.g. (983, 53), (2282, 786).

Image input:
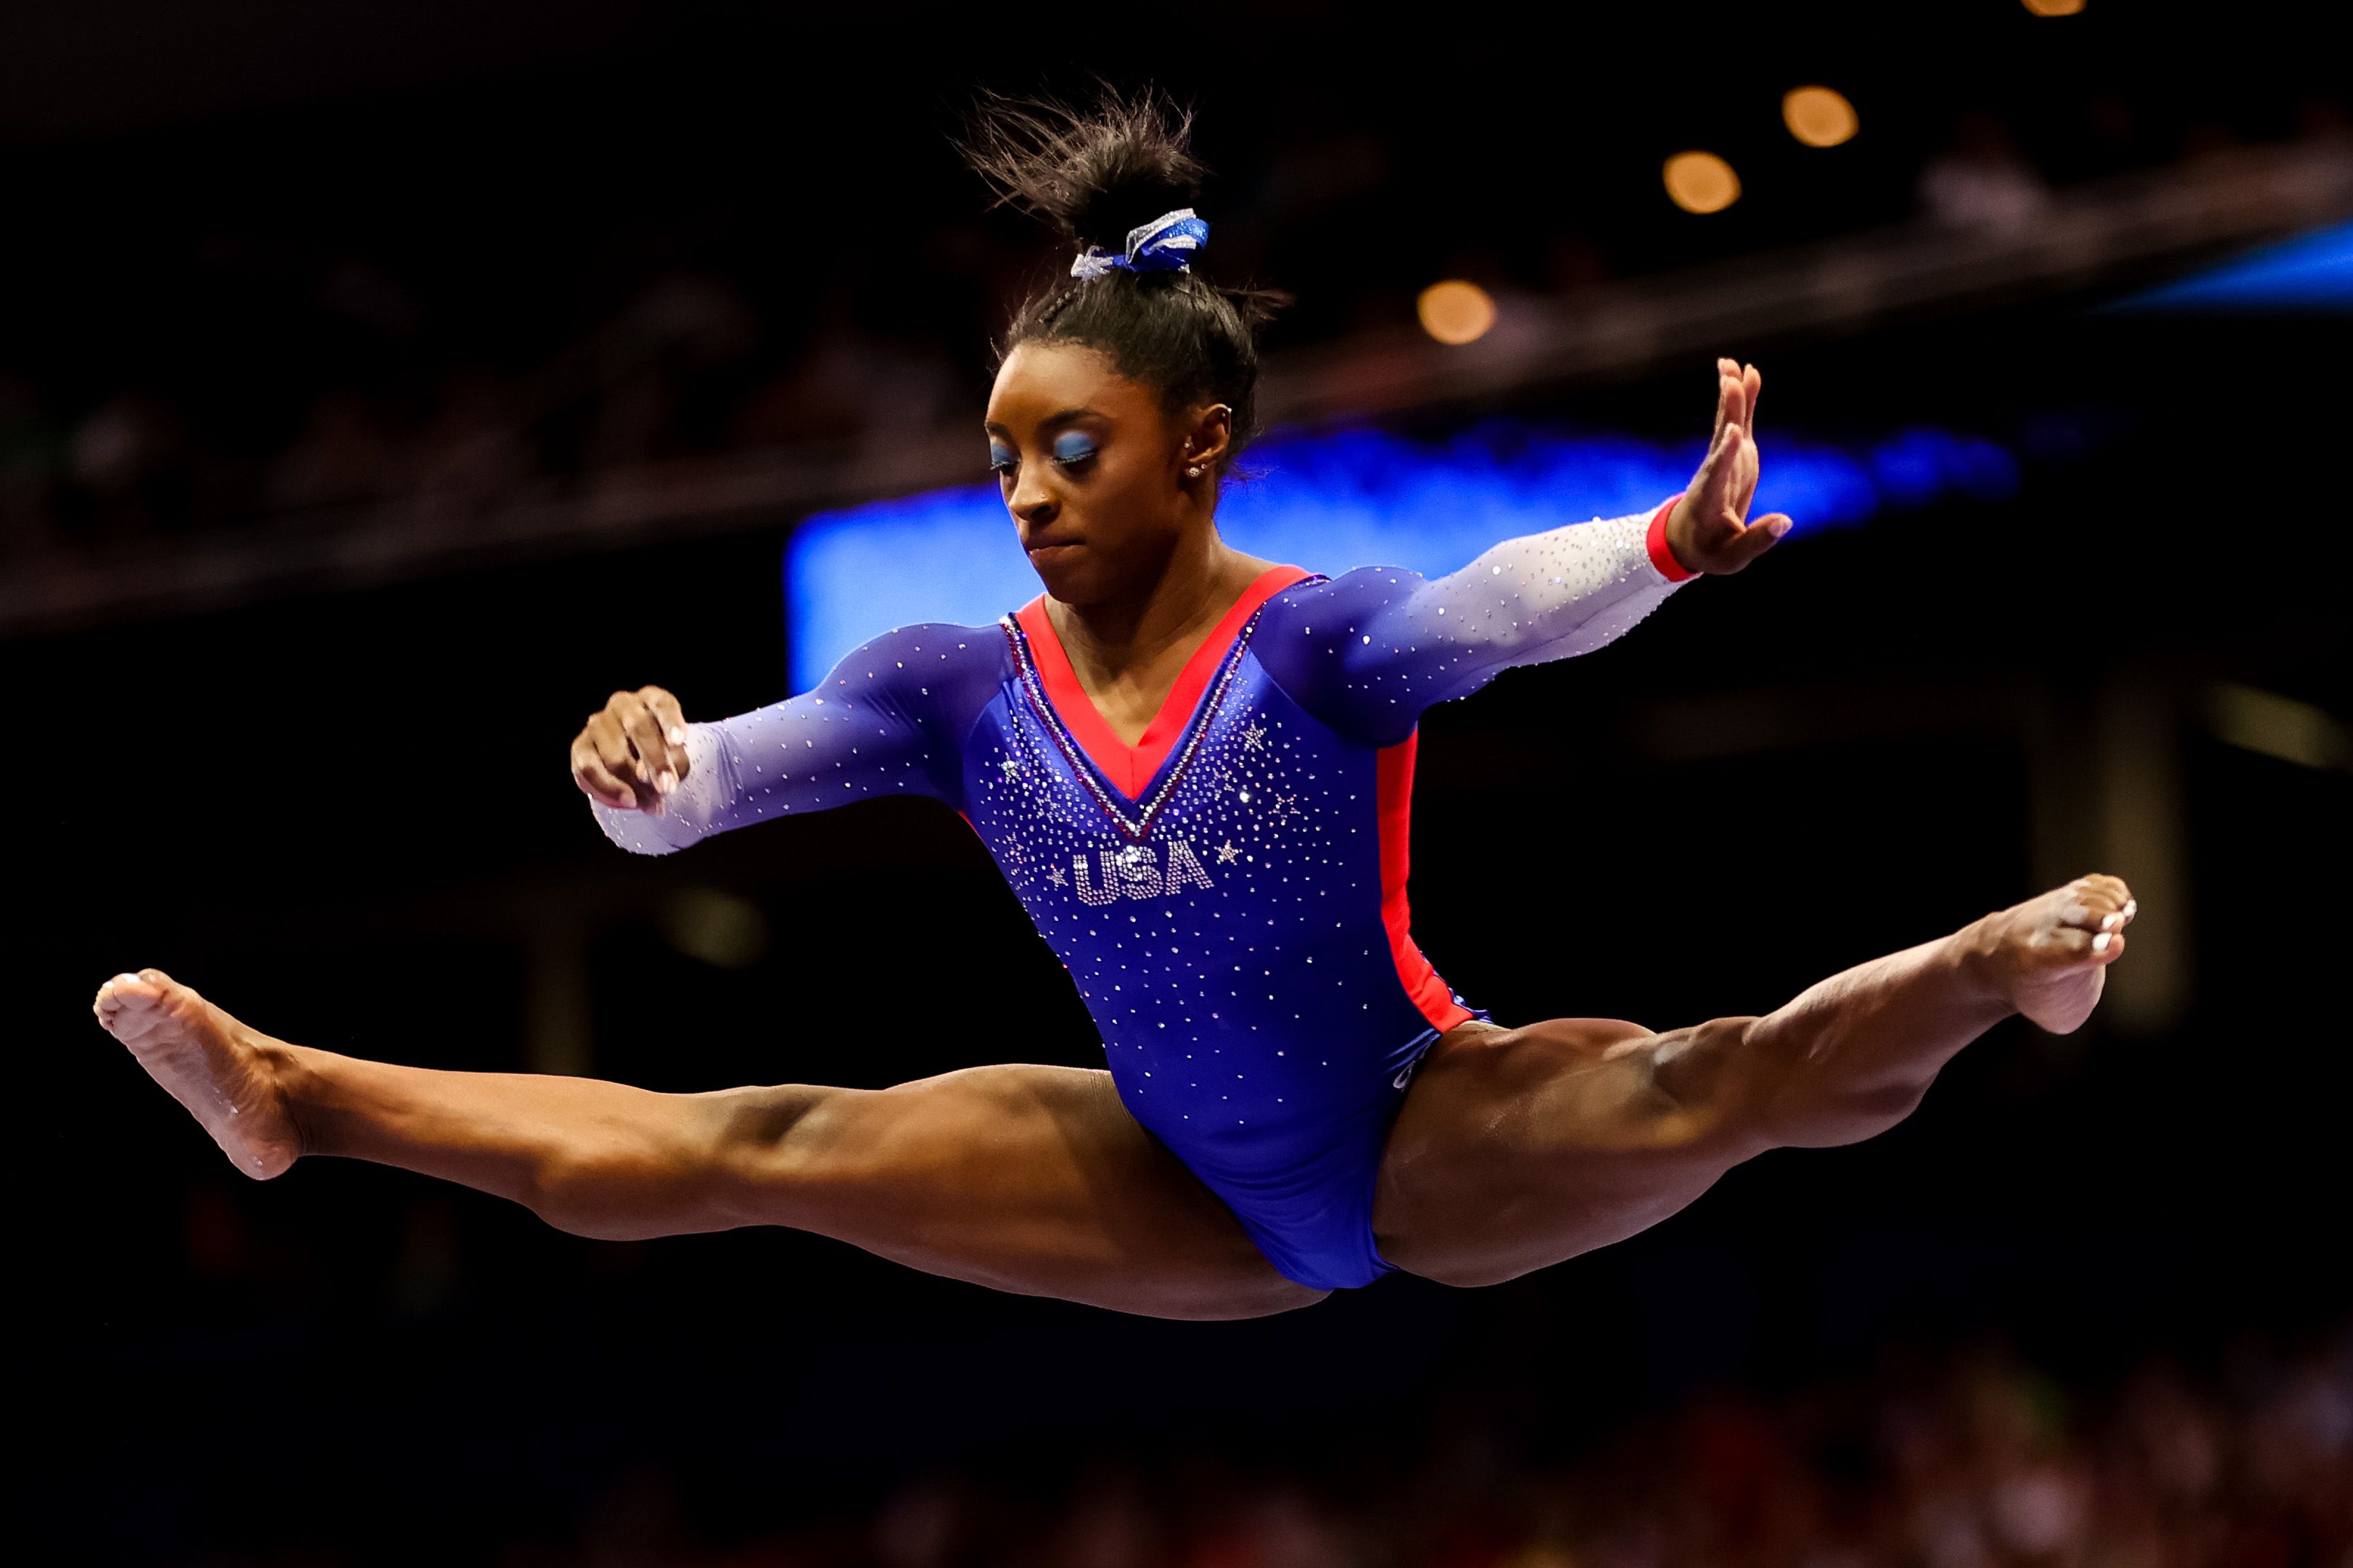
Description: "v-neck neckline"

(1013, 564), (1309, 801)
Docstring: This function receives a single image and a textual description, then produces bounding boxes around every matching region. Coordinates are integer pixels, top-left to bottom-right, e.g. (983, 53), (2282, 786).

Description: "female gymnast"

(94, 96), (2135, 1319)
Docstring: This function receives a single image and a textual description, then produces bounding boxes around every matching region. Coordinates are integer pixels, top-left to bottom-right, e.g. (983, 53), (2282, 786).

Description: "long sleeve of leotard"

(1254, 503), (1691, 747)
(591, 622), (1003, 857)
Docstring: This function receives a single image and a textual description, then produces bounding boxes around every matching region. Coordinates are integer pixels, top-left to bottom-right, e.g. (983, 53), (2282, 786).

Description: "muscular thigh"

(1372, 1017), (1755, 1287)
(750, 1063), (1323, 1320)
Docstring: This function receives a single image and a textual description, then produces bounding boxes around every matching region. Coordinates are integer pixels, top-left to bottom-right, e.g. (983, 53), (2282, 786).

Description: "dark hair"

(963, 88), (1285, 471)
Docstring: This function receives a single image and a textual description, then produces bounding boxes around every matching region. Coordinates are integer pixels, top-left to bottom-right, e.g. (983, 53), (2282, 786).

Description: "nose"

(1008, 468), (1058, 527)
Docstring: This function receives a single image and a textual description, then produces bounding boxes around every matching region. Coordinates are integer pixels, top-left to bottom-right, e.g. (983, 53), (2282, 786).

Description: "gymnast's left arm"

(1256, 359), (1791, 743)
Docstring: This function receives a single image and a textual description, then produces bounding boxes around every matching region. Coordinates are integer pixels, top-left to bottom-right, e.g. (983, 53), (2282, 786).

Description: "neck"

(1049, 525), (1266, 679)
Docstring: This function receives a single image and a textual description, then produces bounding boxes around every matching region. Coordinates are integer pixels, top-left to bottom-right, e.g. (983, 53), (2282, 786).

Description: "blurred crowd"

(2, 81), (2344, 566)
(476, 1330), (2352, 1568)
(0, 269), (974, 557)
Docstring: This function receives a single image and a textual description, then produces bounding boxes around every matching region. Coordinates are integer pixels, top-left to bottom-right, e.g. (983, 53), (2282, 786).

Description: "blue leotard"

(596, 501), (1691, 1290)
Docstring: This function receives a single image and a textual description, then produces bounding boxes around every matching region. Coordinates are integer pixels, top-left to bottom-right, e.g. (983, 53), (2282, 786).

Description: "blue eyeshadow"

(1052, 432), (1097, 463)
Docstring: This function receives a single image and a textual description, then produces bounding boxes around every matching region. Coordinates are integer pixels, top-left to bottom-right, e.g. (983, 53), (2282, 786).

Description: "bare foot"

(1976, 875), (2138, 1034)
(93, 970), (302, 1179)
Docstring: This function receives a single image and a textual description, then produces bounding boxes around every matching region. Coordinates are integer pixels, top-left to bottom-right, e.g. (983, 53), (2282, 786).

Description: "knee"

(1731, 1012), (1929, 1149)
(525, 1092), (806, 1239)
(709, 1084), (836, 1166)
(1649, 1014), (1757, 1081)
(1626, 1015), (1782, 1157)
(694, 1084), (870, 1224)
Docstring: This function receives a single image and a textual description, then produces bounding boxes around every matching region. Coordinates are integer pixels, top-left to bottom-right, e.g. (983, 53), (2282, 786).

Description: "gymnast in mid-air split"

(95, 94), (2136, 1319)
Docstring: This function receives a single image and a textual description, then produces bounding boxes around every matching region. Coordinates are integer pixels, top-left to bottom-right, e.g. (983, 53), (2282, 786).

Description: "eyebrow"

(983, 406), (1103, 439)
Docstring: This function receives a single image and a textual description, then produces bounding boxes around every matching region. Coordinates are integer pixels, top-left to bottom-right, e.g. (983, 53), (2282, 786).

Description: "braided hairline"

(1032, 282), (1088, 332)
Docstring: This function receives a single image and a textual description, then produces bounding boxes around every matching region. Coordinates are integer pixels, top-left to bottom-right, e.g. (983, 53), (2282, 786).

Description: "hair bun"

(964, 87), (1206, 255)
(968, 86), (1285, 474)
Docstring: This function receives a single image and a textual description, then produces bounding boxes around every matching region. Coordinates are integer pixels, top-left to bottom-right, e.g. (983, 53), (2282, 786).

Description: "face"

(984, 340), (1229, 606)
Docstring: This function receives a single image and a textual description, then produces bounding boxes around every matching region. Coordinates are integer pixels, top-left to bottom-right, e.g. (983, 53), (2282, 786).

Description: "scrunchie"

(1070, 208), (1209, 279)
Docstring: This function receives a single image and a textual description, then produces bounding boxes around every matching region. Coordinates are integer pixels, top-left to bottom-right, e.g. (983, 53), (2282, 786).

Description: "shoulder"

(1258, 566), (1430, 640)
(807, 621), (1010, 718)
(815, 619), (1009, 677)
(1250, 568), (1436, 744)
(1251, 565), (1430, 692)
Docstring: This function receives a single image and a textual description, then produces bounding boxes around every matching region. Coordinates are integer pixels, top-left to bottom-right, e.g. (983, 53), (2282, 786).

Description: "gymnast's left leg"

(1373, 875), (2136, 1286)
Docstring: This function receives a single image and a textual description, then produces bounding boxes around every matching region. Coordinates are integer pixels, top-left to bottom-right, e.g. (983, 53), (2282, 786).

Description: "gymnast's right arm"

(570, 623), (996, 856)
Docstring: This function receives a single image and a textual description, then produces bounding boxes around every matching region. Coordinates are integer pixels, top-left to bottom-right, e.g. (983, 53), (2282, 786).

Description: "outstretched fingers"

(1711, 357), (1751, 445)
(1710, 359), (1761, 435)
(1692, 413), (1740, 514)
(1699, 401), (1762, 510)
(1677, 358), (1791, 574)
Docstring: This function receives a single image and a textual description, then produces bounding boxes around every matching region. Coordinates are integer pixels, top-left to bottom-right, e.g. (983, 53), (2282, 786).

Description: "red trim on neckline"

(1645, 493), (1694, 582)
(1376, 732), (1472, 1033)
(1015, 564), (1311, 800)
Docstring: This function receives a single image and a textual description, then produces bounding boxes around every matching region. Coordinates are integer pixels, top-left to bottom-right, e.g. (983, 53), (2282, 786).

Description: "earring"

(1185, 463), (1204, 479)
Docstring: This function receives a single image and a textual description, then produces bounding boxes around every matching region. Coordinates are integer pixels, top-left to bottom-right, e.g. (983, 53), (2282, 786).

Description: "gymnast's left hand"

(1665, 358), (1793, 575)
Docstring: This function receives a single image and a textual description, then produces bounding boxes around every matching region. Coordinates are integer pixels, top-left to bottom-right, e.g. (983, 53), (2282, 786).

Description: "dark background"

(6, 4), (2347, 1563)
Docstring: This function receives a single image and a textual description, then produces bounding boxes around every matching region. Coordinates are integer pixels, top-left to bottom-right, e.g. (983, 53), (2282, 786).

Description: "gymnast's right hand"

(571, 686), (691, 813)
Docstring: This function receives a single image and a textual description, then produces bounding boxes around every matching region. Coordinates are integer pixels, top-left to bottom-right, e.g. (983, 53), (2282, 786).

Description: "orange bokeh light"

(1663, 152), (1741, 214)
(1417, 280), (1496, 345)
(1783, 86), (1858, 148)
(2022, 0), (2085, 14)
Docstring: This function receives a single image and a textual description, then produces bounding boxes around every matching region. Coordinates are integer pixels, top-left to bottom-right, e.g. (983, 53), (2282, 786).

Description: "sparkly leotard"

(596, 500), (1691, 1290)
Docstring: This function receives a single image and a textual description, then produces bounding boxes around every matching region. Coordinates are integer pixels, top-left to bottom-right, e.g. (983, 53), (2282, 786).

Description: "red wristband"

(1645, 494), (1694, 582)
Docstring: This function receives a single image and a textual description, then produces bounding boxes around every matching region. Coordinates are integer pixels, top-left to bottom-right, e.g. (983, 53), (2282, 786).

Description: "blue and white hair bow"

(1070, 208), (1209, 279)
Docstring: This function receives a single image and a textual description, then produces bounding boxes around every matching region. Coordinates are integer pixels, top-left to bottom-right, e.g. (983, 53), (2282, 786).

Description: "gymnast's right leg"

(91, 970), (1319, 1320)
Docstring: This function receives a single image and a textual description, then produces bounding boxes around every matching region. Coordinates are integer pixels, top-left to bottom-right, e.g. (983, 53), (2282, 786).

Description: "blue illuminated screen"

(784, 421), (2020, 688)
(2120, 217), (2353, 313)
